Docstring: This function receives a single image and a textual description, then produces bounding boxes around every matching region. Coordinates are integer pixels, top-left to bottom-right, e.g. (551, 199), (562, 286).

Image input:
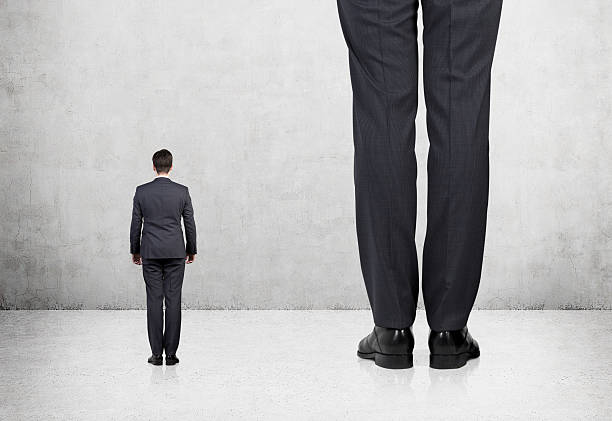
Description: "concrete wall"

(1, 0), (610, 310)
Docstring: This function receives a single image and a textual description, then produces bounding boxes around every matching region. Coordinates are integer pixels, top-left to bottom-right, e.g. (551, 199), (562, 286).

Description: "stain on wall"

(1, 0), (610, 309)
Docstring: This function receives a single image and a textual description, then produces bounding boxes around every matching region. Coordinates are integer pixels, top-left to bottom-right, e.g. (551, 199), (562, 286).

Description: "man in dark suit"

(130, 149), (197, 366)
(337, 0), (503, 369)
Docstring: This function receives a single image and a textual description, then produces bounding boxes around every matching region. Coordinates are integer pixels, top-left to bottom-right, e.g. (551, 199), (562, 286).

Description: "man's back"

(130, 177), (197, 259)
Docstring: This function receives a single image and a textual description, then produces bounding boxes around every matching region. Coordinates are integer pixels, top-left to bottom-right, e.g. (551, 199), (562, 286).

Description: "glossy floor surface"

(1, 310), (610, 420)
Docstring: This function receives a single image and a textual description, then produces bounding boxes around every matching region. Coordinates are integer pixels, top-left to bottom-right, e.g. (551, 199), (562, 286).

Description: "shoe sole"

(165, 360), (179, 366)
(357, 351), (413, 369)
(148, 360), (162, 366)
(429, 350), (480, 370)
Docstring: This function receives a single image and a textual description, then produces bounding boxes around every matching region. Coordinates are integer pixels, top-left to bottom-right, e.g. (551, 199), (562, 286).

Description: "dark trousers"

(337, 0), (503, 331)
(142, 258), (185, 355)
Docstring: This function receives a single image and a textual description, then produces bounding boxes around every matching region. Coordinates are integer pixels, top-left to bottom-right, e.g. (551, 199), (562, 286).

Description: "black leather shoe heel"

(357, 351), (414, 369)
(428, 327), (480, 370)
(357, 326), (414, 370)
(376, 353), (413, 369)
(430, 349), (479, 369)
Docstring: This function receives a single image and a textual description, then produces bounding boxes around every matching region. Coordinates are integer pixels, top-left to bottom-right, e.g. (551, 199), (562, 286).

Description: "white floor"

(0, 310), (610, 420)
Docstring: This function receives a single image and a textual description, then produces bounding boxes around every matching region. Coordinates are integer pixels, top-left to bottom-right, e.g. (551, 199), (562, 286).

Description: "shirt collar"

(155, 174), (170, 180)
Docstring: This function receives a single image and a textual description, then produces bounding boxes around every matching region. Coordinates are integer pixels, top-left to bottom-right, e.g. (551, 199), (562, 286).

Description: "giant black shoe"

(428, 327), (480, 369)
(357, 326), (414, 369)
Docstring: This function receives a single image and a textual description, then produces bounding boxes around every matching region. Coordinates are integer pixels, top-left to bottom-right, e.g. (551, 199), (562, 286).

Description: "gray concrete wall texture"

(1, 1), (611, 310)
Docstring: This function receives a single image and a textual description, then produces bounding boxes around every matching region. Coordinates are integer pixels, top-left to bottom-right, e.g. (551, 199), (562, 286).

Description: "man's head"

(152, 149), (173, 174)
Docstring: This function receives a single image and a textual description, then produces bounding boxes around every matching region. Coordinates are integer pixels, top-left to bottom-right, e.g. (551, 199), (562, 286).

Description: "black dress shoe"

(148, 354), (163, 366)
(165, 354), (179, 366)
(357, 326), (414, 369)
(428, 326), (480, 369)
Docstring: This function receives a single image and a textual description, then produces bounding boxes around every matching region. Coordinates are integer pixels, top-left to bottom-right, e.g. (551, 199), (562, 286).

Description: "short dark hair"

(152, 149), (173, 173)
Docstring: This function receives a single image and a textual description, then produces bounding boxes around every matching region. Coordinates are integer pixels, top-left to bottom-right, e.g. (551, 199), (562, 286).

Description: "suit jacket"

(130, 177), (197, 259)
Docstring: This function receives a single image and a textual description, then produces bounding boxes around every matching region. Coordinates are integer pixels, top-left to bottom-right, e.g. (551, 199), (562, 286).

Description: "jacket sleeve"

(183, 187), (197, 255)
(130, 188), (143, 254)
